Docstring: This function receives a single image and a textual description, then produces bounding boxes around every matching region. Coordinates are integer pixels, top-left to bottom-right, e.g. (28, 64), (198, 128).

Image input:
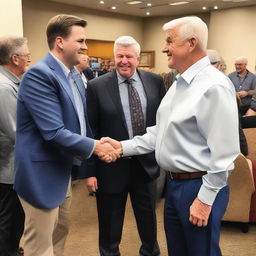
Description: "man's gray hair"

(0, 36), (28, 65)
(235, 56), (248, 65)
(162, 16), (208, 52)
(114, 36), (141, 57)
(207, 49), (221, 64)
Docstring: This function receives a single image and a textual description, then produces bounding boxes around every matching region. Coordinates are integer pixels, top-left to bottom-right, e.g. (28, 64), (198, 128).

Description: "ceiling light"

(99, 1), (104, 4)
(213, 5), (218, 10)
(111, 6), (116, 10)
(169, 1), (189, 6)
(126, 1), (143, 4)
(146, 12), (150, 15)
(202, 6), (207, 10)
(147, 3), (152, 7)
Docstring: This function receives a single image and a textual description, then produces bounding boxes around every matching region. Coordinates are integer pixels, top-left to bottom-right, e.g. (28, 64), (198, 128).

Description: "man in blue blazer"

(14, 14), (117, 256)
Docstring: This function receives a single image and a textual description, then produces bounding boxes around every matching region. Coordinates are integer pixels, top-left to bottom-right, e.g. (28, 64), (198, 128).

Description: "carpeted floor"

(65, 181), (256, 256)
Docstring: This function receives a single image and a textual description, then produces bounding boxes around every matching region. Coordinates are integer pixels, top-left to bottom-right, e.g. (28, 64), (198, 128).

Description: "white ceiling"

(49, 0), (256, 17)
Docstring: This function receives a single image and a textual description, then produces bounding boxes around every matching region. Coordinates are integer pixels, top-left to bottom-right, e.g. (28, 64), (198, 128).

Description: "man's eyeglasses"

(15, 53), (31, 59)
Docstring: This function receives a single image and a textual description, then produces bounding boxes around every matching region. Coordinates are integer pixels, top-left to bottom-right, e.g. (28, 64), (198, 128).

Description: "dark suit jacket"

(86, 70), (165, 194)
(83, 67), (94, 80)
(14, 53), (95, 209)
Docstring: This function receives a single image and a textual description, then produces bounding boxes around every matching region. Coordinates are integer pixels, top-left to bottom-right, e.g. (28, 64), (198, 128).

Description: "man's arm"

(20, 68), (118, 161)
(0, 87), (16, 142)
(196, 84), (240, 205)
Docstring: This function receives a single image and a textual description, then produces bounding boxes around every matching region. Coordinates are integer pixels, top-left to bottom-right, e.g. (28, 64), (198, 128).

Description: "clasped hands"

(93, 137), (122, 163)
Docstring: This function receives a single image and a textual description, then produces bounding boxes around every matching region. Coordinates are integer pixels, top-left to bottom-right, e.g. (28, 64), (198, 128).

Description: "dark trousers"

(0, 183), (25, 256)
(96, 163), (160, 256)
(164, 178), (229, 256)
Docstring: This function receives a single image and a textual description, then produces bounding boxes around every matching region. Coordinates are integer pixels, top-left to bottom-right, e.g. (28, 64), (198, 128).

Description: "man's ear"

(188, 37), (197, 52)
(56, 36), (64, 50)
(11, 55), (19, 66)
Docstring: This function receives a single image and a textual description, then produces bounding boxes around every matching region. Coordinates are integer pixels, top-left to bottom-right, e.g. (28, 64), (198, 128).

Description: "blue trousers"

(164, 178), (229, 256)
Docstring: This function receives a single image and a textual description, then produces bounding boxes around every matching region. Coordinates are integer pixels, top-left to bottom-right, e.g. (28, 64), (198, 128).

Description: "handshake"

(93, 137), (123, 163)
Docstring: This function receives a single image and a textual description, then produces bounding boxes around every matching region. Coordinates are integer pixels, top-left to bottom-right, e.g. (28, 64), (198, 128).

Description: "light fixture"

(146, 12), (150, 15)
(202, 6), (207, 10)
(213, 5), (218, 10)
(99, 1), (104, 4)
(126, 1), (143, 5)
(147, 3), (152, 7)
(111, 6), (117, 10)
(169, 1), (189, 6)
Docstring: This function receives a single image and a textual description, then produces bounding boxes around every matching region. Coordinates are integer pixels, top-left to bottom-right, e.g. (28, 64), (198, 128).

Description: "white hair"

(114, 36), (141, 56)
(207, 49), (221, 64)
(162, 16), (208, 52)
(235, 56), (248, 65)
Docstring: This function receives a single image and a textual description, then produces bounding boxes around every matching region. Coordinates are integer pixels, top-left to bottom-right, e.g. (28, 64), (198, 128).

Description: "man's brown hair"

(46, 14), (87, 50)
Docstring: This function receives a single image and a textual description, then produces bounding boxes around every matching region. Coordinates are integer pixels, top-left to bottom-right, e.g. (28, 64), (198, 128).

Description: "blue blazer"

(14, 53), (95, 209)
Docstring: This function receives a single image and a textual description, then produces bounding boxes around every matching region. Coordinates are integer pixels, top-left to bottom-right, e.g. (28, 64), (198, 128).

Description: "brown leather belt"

(168, 171), (207, 180)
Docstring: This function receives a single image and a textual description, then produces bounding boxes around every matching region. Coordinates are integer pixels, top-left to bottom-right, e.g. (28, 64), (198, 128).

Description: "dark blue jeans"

(164, 178), (229, 256)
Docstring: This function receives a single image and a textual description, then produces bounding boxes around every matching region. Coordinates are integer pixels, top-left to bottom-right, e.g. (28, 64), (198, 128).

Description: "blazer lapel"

(46, 54), (78, 115)
(107, 71), (129, 135)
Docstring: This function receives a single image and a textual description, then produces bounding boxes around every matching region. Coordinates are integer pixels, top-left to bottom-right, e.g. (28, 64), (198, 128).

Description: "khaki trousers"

(19, 180), (72, 256)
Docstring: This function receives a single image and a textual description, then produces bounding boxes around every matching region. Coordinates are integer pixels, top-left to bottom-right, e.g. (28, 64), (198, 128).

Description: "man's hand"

(100, 137), (123, 161)
(93, 140), (121, 163)
(189, 197), (212, 227)
(85, 177), (98, 192)
(237, 91), (248, 98)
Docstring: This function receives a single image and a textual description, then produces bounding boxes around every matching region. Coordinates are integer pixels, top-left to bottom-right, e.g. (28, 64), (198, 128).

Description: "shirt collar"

(0, 65), (20, 85)
(116, 70), (139, 85)
(49, 52), (71, 78)
(179, 56), (210, 85)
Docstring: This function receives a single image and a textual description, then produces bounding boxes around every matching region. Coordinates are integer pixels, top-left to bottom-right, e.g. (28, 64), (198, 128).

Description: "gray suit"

(0, 65), (24, 255)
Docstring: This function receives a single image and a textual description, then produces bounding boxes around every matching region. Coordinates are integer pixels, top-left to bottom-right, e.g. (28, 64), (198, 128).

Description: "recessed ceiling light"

(202, 6), (207, 10)
(111, 6), (116, 10)
(99, 1), (104, 4)
(127, 1), (143, 5)
(213, 5), (218, 10)
(146, 12), (150, 15)
(147, 3), (152, 7)
(169, 1), (189, 6)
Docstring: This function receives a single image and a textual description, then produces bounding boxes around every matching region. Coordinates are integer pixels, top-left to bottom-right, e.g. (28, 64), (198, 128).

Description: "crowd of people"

(0, 13), (254, 256)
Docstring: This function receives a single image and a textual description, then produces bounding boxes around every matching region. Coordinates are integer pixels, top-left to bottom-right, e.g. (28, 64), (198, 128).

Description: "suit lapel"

(46, 54), (78, 115)
(137, 69), (153, 127)
(107, 71), (129, 135)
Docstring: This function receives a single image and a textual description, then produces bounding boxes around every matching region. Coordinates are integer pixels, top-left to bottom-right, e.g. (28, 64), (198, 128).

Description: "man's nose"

(121, 56), (128, 63)
(82, 42), (88, 51)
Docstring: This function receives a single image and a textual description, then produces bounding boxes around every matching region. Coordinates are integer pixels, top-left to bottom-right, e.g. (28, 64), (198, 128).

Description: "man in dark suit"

(14, 14), (117, 256)
(86, 36), (165, 256)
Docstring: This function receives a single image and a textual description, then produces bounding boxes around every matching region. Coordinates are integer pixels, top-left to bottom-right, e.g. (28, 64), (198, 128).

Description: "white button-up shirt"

(122, 56), (240, 205)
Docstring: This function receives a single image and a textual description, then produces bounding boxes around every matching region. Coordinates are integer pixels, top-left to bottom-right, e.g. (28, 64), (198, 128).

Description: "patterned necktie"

(125, 79), (145, 136)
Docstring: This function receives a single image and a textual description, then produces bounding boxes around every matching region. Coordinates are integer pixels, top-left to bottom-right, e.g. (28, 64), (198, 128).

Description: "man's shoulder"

(138, 69), (162, 80)
(88, 71), (114, 86)
(228, 71), (237, 78)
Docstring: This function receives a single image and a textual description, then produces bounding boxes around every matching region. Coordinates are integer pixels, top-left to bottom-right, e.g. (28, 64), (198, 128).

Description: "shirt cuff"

(121, 140), (136, 157)
(197, 184), (219, 206)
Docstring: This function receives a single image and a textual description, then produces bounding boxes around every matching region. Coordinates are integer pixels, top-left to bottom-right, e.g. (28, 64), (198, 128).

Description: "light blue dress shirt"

(117, 70), (147, 139)
(121, 56), (240, 205)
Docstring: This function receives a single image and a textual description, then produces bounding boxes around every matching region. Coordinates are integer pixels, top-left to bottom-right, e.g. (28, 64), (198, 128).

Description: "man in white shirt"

(103, 16), (240, 256)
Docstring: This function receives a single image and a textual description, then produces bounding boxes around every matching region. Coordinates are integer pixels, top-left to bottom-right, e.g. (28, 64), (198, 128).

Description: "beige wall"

(208, 6), (256, 74)
(22, 0), (256, 75)
(142, 14), (210, 73)
(22, 0), (143, 64)
(0, 0), (23, 37)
